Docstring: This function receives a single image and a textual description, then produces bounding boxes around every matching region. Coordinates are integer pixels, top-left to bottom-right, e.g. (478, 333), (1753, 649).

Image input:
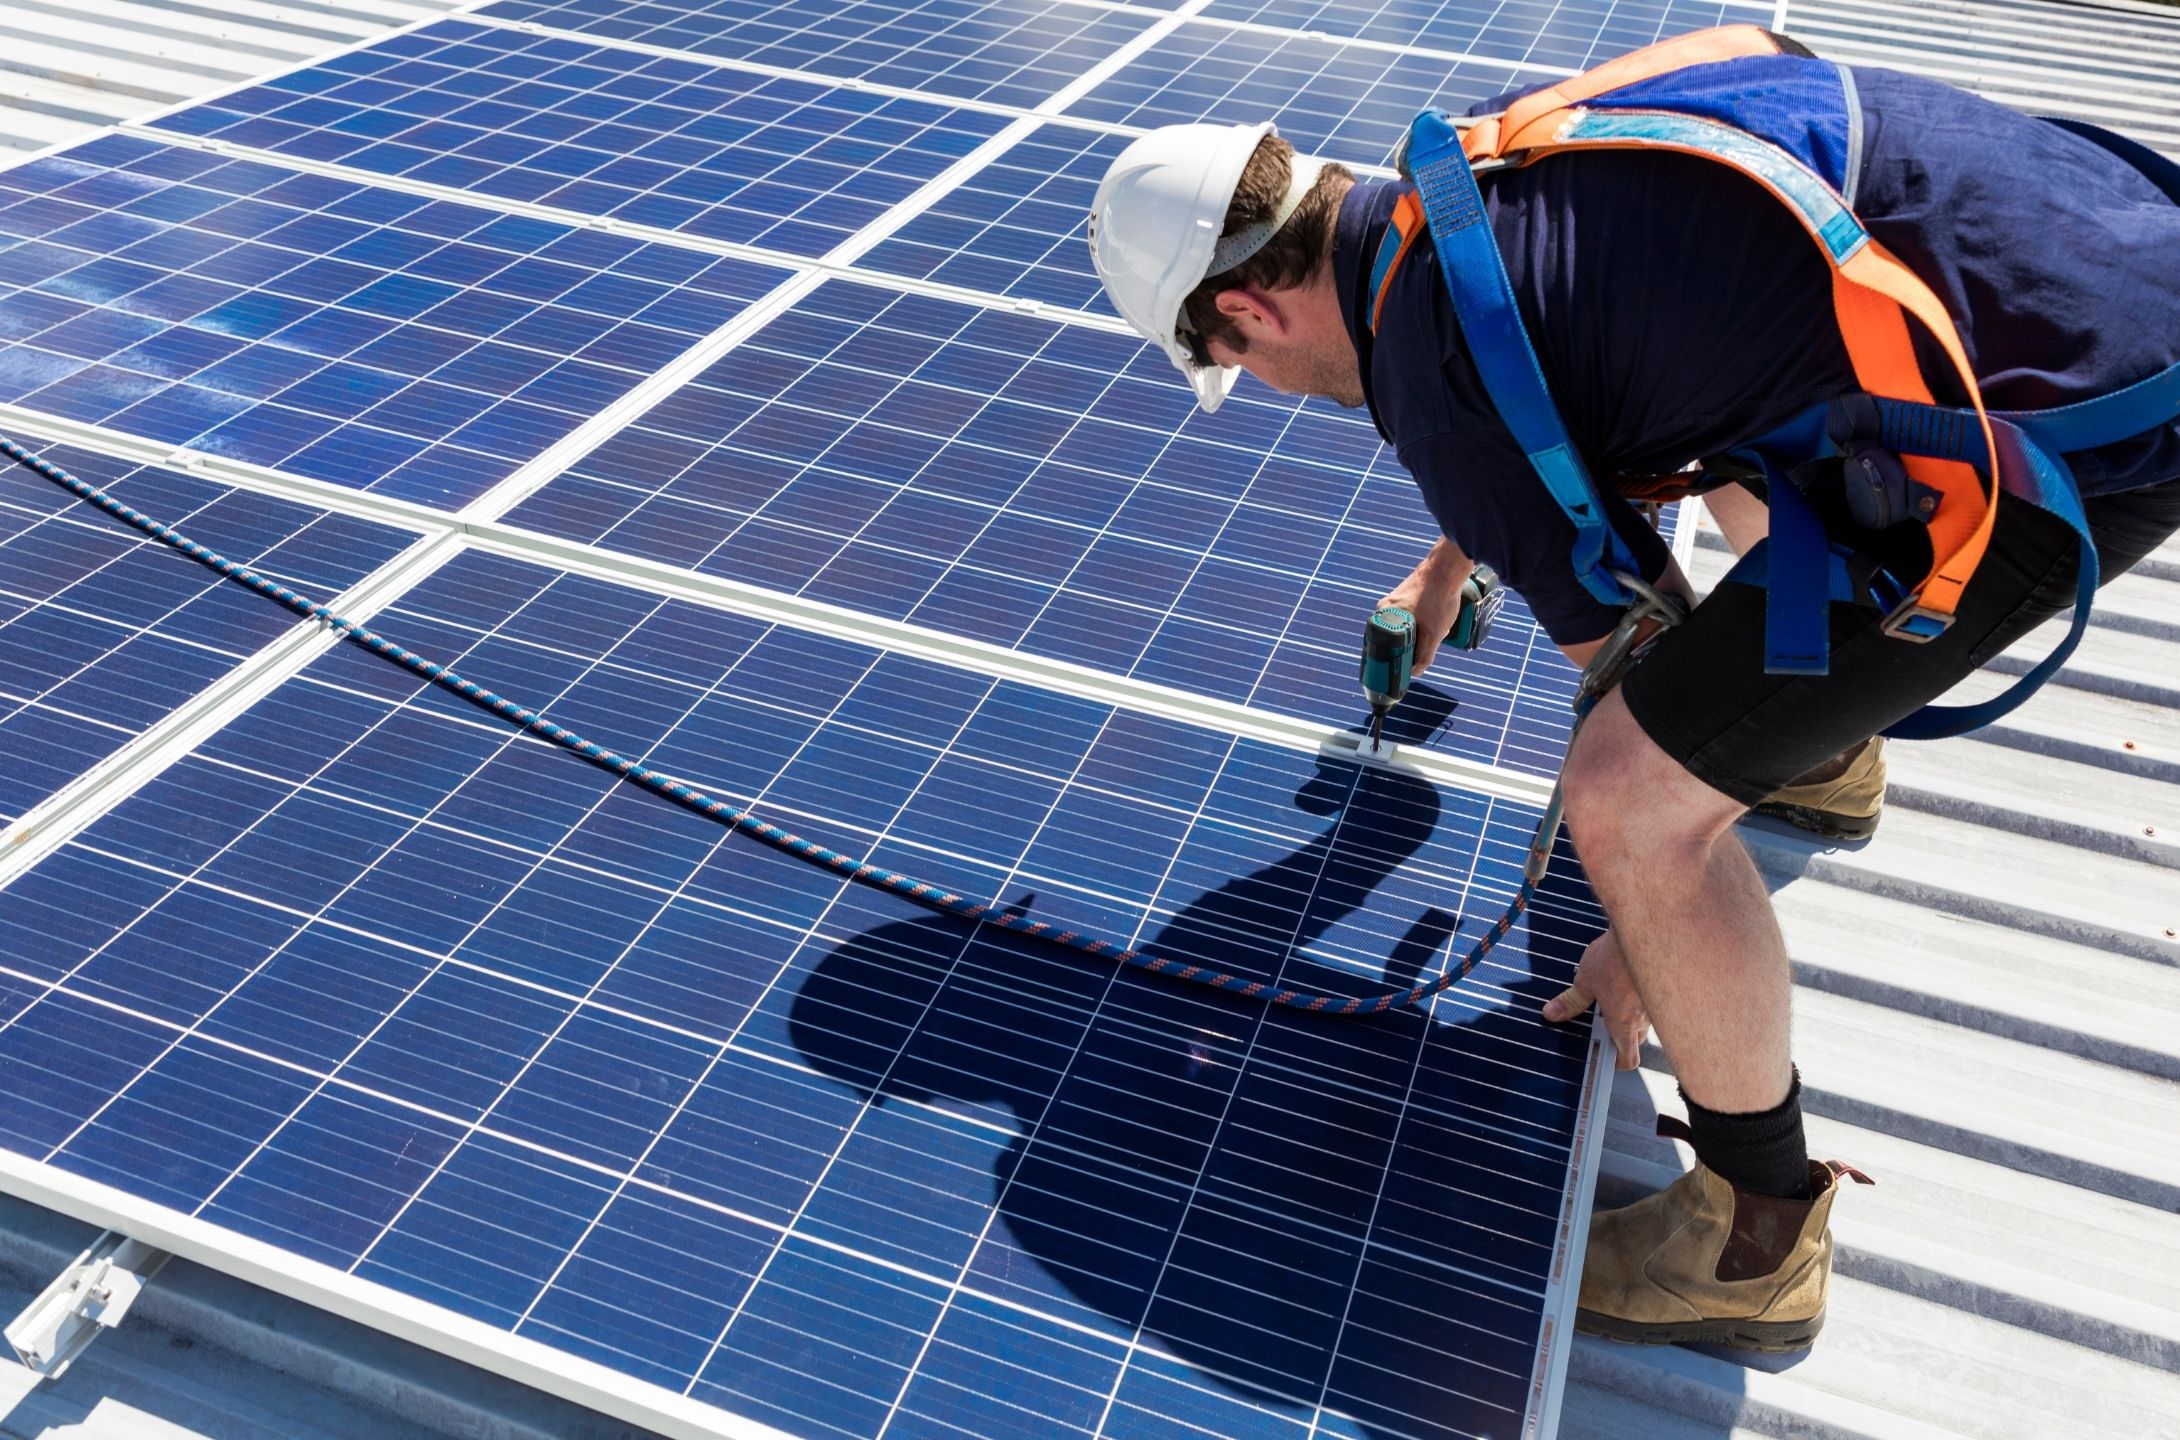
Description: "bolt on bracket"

(5, 1232), (170, 1380)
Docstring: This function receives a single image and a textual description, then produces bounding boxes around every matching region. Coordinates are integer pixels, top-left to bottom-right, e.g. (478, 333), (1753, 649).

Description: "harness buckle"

(1575, 571), (1688, 711)
(1880, 597), (1953, 642)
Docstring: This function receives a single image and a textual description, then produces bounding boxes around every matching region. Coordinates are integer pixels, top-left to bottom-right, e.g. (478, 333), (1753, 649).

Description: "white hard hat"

(1088, 122), (1325, 413)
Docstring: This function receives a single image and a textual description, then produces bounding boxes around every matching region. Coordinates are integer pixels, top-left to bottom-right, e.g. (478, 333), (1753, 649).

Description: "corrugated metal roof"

(0, 0), (2174, 1437)
(0, 0), (459, 154)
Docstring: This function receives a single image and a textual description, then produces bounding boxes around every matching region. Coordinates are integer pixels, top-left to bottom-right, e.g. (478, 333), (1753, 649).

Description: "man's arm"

(1377, 536), (1476, 675)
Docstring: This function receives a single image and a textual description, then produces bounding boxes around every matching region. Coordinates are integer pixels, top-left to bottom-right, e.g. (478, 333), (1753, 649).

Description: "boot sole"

(1576, 1306), (1824, 1353)
(1748, 800), (1879, 843)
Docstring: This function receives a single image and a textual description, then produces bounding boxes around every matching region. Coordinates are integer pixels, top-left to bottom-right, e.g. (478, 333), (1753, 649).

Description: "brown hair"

(1180, 135), (1353, 355)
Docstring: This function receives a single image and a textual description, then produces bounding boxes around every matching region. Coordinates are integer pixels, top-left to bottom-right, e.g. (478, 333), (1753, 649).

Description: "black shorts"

(1621, 472), (2180, 806)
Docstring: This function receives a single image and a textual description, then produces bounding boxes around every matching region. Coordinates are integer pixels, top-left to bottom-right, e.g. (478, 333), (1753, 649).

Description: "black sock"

(1683, 1071), (1812, 1200)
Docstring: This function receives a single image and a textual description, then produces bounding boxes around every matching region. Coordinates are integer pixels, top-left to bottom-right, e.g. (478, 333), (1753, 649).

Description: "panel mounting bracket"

(4, 1232), (170, 1379)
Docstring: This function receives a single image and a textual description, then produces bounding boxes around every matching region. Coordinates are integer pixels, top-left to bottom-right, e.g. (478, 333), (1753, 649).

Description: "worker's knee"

(1562, 694), (1738, 866)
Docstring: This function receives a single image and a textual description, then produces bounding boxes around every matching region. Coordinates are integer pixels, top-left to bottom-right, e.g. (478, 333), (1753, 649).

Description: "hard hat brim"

(1090, 120), (1275, 416)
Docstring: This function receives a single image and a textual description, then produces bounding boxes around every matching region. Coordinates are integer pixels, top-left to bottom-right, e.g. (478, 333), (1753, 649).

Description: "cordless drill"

(1360, 563), (1503, 753)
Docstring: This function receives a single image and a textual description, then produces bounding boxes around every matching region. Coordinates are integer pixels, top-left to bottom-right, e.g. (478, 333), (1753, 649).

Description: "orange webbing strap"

(1464, 25), (1784, 160)
(1459, 120), (2000, 631)
(1832, 245), (1998, 621)
(1371, 191), (1426, 331)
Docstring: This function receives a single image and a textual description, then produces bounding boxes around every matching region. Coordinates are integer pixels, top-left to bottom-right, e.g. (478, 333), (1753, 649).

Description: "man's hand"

(1378, 537), (1474, 677)
(1544, 928), (1650, 1070)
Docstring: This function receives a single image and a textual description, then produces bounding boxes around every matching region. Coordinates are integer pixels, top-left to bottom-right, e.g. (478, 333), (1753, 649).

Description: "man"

(1086, 33), (2180, 1351)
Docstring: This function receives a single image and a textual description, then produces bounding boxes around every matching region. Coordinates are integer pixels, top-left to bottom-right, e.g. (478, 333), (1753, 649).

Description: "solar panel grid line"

(496, 276), (1597, 777)
(115, 121), (1146, 336)
(0, 912), (1502, 1245)
(1057, 25), (1511, 166)
(477, 0), (1181, 110)
(453, 269), (832, 521)
(1075, 751), (1422, 1439)
(171, 586), (700, 1252)
(0, 1146), (797, 1440)
(0, 402), (469, 537)
(0, 552), (665, 1145)
(106, 0), (521, 142)
(0, 932), (1578, 1437)
(0, 452), (429, 816)
(151, 20), (1040, 260)
(462, 518), (1562, 805)
(683, 699), (1133, 1418)
(0, 136), (801, 510)
(0, 529), (461, 893)
(470, 10), (1151, 126)
(445, 5), (1262, 532)
(0, 553), (1604, 1437)
(1195, 0), (1769, 65)
(1114, 7), (1581, 72)
(0, 406), (1562, 822)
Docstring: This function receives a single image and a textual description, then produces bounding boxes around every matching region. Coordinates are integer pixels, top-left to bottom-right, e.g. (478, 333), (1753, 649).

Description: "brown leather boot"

(1576, 1119), (1873, 1352)
(1751, 736), (1886, 841)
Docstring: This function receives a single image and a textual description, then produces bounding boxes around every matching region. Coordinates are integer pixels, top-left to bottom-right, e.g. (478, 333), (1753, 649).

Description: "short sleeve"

(1398, 430), (1673, 647)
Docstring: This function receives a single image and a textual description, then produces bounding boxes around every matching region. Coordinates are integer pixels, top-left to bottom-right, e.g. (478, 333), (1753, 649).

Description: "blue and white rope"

(3, 436), (1556, 1017)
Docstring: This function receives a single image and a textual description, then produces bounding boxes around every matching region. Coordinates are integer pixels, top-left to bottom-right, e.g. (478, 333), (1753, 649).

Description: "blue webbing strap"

(1754, 455), (1833, 674)
(1884, 421), (2098, 739)
(1400, 110), (1638, 607)
(1996, 359), (2180, 459)
(1731, 407), (2104, 740)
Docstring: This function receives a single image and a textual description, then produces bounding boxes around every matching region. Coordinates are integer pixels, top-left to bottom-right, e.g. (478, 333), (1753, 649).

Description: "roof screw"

(2167, 928), (2177, 939)
(2122, 740), (2137, 751)
(2148, 826), (2160, 837)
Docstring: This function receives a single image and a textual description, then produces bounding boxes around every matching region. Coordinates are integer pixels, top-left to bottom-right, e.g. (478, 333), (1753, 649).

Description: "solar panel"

(0, 135), (792, 509)
(0, 546), (1601, 1440)
(0, 0), (1656, 1432)
(475, 0), (1160, 109)
(1200, 0), (1758, 67)
(0, 432), (418, 825)
(499, 278), (1585, 776)
(152, 21), (1017, 259)
(1062, 27), (1561, 166)
(858, 120), (1131, 316)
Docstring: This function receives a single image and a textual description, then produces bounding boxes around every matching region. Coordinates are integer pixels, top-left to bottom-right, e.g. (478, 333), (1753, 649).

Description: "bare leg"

(1558, 687), (1794, 1113)
(1702, 481), (1770, 558)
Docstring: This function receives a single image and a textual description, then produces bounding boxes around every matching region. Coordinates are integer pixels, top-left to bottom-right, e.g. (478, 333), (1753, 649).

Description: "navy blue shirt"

(1337, 65), (2180, 645)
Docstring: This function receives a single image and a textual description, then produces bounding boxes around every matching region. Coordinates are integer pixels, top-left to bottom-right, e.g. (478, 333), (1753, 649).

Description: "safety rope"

(3, 436), (1605, 1016)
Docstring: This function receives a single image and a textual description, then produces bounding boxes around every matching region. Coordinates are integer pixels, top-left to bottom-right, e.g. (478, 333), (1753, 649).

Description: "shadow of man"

(785, 686), (1596, 1437)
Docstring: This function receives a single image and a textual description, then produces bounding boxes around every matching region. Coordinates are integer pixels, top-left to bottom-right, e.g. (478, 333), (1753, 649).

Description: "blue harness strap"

(1396, 110), (1639, 607)
(1726, 403), (2110, 739)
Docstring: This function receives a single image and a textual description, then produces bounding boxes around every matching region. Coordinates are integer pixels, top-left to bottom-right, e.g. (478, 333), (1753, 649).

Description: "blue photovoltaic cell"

(0, 134), (791, 510)
(477, 0), (1155, 110)
(0, 547), (1601, 1440)
(1066, 26), (1563, 166)
(0, 436), (415, 825)
(153, 21), (1014, 260)
(858, 121), (1124, 315)
(503, 278), (1589, 777)
(1202, 0), (1757, 67)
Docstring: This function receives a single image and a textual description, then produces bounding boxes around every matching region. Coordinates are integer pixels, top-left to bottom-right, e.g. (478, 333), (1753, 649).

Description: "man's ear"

(1212, 286), (1285, 340)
